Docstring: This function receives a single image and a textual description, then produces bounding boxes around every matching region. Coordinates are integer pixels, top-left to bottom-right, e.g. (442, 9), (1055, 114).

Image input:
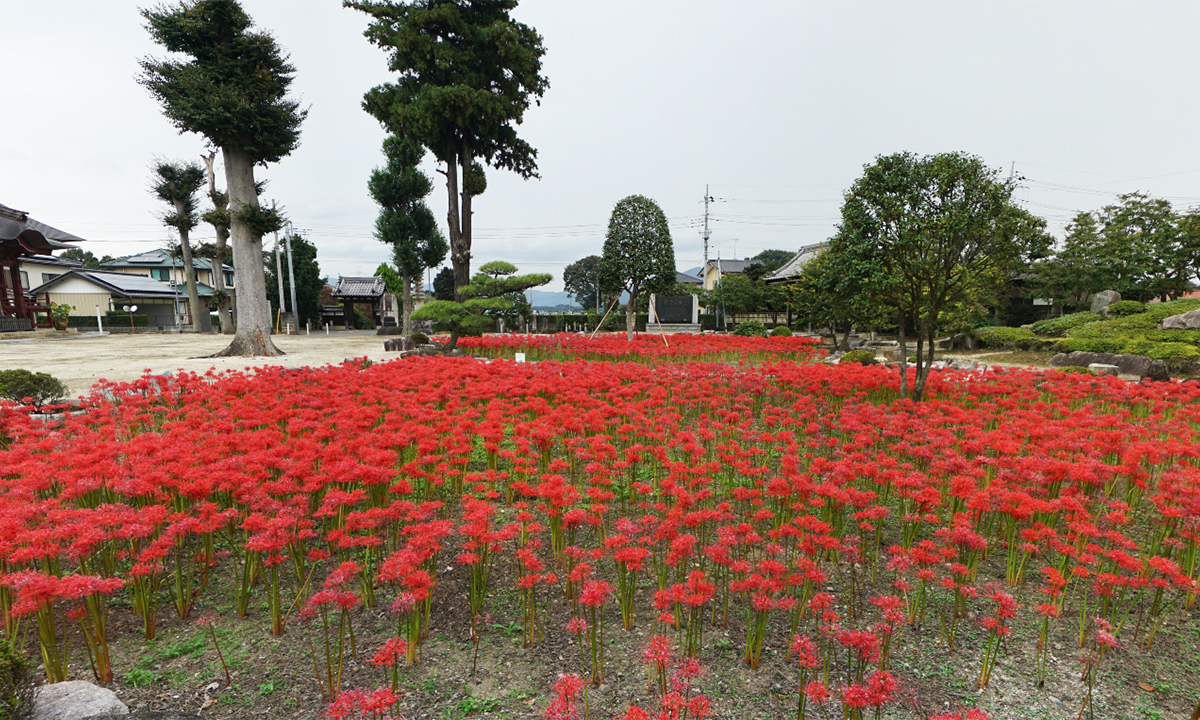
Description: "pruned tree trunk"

(897, 304), (908, 400)
(203, 152), (235, 335)
(446, 154), (468, 303)
(211, 148), (282, 357)
(401, 271), (413, 337)
(173, 205), (207, 333)
(626, 286), (638, 341)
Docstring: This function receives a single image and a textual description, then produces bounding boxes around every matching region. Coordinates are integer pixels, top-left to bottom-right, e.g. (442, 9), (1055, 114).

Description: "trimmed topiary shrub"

(977, 326), (1038, 349)
(770, 325), (792, 337)
(410, 332), (430, 345)
(1055, 336), (1127, 354)
(1055, 366), (1095, 376)
(839, 349), (878, 365)
(1031, 312), (1101, 337)
(1106, 300), (1146, 317)
(0, 369), (68, 410)
(732, 321), (768, 337)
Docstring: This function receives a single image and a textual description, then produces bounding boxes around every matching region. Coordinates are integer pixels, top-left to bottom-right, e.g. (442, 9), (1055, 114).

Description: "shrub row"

(67, 315), (150, 328)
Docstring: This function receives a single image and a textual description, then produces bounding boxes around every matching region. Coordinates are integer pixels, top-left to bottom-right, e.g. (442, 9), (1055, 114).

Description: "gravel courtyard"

(0, 330), (396, 397)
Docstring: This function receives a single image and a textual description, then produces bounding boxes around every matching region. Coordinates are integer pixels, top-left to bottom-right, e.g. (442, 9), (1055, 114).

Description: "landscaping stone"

(32, 681), (127, 720)
(383, 336), (414, 352)
(1049, 351), (1169, 381)
(1090, 290), (1121, 314)
(1160, 307), (1200, 330)
(1087, 363), (1120, 376)
(83, 714), (203, 720)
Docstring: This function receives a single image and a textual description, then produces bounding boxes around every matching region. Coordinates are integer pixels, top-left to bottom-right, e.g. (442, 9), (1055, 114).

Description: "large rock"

(1050, 351), (1169, 381)
(1161, 308), (1200, 330)
(32, 681), (127, 720)
(1090, 290), (1121, 314)
(383, 336), (414, 352)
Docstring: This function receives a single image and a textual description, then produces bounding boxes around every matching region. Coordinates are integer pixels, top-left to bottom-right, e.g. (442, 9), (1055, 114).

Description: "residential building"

(102, 249), (234, 292)
(762, 243), (826, 284)
(19, 254), (83, 290)
(700, 258), (761, 290)
(29, 269), (196, 327)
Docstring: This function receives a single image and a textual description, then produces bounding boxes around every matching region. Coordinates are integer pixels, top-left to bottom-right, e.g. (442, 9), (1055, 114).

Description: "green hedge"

(1031, 312), (1101, 337)
(840, 349), (878, 365)
(68, 315), (149, 328)
(977, 326), (1039, 349)
(1106, 300), (1146, 317)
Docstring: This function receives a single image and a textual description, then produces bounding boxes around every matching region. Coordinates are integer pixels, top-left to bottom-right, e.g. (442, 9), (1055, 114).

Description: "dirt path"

(0, 330), (395, 397)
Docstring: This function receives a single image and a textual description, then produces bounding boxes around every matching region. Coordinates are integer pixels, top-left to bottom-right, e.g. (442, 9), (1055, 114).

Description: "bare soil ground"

(0, 330), (392, 395)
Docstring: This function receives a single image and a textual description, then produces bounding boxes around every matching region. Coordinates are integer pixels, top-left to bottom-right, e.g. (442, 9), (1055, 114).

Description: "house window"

(225, 271), (234, 286)
(18, 271), (29, 289)
(151, 268), (171, 282)
(41, 273), (60, 284)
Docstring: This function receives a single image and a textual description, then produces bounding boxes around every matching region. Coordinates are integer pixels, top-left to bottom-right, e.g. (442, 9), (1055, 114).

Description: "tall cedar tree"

(346, 0), (548, 300)
(369, 136), (447, 335)
(599, 195), (676, 340)
(150, 160), (210, 332)
(140, 0), (305, 356)
(432, 267), (456, 301)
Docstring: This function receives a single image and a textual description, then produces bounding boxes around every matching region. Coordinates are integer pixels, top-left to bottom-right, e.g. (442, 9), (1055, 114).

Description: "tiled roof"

(20, 254), (83, 269)
(29, 269), (186, 297)
(103, 249), (232, 272)
(334, 276), (386, 298)
(764, 243), (826, 283)
(675, 270), (702, 284)
(704, 259), (760, 274)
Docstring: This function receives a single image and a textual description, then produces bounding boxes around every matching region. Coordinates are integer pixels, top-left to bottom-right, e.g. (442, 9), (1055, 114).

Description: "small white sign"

(514, 352), (526, 364)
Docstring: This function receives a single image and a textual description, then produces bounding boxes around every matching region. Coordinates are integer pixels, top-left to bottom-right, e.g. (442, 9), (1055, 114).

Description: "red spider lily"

(3, 339), (1200, 710)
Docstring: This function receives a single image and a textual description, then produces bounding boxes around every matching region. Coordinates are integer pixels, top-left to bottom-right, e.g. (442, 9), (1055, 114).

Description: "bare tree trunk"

(897, 304), (908, 400)
(446, 155), (468, 303)
(401, 272), (413, 337)
(203, 152), (235, 334)
(626, 286), (638, 341)
(211, 147), (281, 357)
(173, 204), (207, 333)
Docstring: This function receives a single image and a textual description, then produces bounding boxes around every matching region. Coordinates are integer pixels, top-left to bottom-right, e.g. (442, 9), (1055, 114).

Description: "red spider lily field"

(1, 334), (1198, 720)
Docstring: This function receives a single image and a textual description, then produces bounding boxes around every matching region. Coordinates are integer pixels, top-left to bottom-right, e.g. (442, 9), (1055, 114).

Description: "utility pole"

(274, 230), (285, 314)
(701, 185), (713, 268)
(285, 221), (298, 328)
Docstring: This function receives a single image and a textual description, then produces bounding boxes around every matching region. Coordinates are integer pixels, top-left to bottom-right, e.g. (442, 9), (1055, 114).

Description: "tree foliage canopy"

(599, 196), (676, 295)
(347, 0), (548, 176)
(562, 255), (614, 311)
(829, 151), (1049, 399)
(150, 160), (206, 233)
(1032, 193), (1196, 307)
(139, 0), (306, 163)
(411, 260), (549, 349)
(369, 135), (447, 278)
(265, 234), (323, 326)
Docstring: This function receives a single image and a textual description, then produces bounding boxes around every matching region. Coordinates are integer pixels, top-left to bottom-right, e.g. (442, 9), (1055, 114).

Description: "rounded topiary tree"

(598, 196), (676, 341)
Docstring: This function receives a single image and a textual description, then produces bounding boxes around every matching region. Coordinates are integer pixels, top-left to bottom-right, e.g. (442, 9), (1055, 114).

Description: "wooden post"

(343, 301), (353, 331)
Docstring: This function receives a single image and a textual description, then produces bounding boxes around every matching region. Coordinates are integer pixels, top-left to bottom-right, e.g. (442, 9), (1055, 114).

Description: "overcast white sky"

(5, 1), (1200, 292)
